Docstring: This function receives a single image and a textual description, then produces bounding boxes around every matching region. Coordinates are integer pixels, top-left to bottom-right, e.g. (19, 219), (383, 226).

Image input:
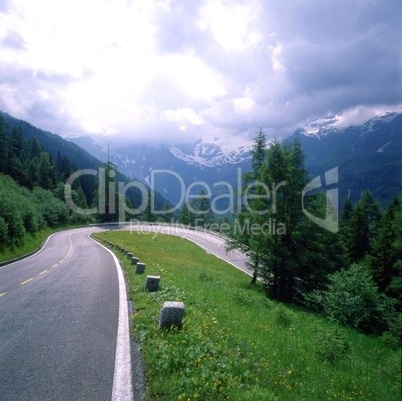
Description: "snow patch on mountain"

(360, 112), (401, 136)
(169, 139), (251, 168)
(377, 141), (392, 153)
(300, 111), (402, 140)
(302, 115), (341, 137)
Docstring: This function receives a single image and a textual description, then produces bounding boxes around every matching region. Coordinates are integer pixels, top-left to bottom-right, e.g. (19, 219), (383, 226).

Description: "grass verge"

(0, 225), (84, 264)
(94, 230), (401, 401)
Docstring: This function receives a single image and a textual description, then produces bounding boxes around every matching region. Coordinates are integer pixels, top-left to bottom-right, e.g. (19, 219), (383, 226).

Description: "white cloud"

(158, 52), (226, 101)
(335, 105), (402, 127)
(233, 95), (255, 113)
(161, 107), (203, 126)
(198, 0), (261, 51)
(268, 44), (285, 74)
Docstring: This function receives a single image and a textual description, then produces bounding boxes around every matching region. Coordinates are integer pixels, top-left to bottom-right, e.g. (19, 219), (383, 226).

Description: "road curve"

(124, 223), (251, 277)
(0, 224), (249, 401)
(0, 227), (131, 401)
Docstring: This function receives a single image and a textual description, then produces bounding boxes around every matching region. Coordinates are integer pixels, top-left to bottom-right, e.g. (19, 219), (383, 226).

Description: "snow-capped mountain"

(67, 111), (402, 211)
(169, 139), (251, 168)
(66, 136), (252, 208)
(291, 111), (402, 206)
(300, 111), (401, 140)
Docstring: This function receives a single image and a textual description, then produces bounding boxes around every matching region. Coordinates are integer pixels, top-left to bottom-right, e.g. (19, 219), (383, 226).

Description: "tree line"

(226, 129), (401, 338)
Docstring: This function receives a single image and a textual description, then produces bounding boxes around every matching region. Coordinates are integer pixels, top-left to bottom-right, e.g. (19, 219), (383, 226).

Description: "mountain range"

(1, 108), (400, 212)
(67, 112), (402, 209)
(66, 136), (252, 209)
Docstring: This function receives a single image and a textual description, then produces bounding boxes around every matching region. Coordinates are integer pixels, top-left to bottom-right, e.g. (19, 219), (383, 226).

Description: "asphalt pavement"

(0, 228), (122, 401)
(0, 224), (249, 401)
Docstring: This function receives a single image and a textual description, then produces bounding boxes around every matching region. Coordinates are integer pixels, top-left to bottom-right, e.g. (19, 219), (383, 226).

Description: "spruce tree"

(258, 138), (288, 297)
(387, 201), (402, 308)
(143, 190), (156, 222)
(344, 190), (382, 263)
(37, 151), (56, 189)
(178, 202), (192, 225)
(93, 161), (120, 223)
(226, 128), (268, 283)
(339, 197), (353, 246)
(366, 197), (401, 294)
(231, 134), (345, 301)
(357, 190), (382, 242)
(190, 189), (213, 227)
(257, 138), (312, 300)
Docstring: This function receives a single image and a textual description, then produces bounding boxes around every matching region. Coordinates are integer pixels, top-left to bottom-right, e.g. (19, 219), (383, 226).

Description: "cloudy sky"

(0, 0), (401, 144)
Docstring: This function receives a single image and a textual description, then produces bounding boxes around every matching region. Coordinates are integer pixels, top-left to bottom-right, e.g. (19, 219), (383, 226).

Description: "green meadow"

(94, 231), (401, 401)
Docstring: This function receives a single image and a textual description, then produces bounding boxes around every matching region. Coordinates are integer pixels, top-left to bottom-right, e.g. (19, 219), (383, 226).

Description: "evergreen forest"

(226, 130), (401, 341)
(0, 114), (165, 250)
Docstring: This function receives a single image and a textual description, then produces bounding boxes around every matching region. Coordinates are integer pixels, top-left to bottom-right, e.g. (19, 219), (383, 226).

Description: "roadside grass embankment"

(0, 227), (57, 264)
(0, 225), (85, 264)
(94, 231), (401, 401)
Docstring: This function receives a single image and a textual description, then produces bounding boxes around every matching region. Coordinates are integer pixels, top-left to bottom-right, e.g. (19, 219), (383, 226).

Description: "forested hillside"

(0, 111), (168, 215)
(0, 114), (94, 248)
(0, 113), (168, 251)
(0, 111), (102, 171)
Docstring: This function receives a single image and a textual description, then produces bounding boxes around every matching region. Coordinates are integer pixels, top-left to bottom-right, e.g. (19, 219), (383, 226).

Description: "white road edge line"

(179, 236), (253, 278)
(89, 236), (133, 401)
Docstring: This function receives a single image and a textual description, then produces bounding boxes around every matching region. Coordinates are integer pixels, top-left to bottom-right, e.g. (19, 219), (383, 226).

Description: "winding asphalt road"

(0, 224), (248, 401)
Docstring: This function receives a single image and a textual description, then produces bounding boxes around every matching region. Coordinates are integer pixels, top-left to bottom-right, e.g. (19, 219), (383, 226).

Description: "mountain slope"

(293, 112), (402, 206)
(0, 110), (168, 212)
(67, 137), (252, 209)
(0, 111), (102, 171)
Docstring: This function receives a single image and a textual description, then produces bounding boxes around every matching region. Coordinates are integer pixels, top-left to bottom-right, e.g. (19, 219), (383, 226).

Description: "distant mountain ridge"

(67, 136), (252, 208)
(67, 111), (402, 209)
(292, 111), (402, 206)
(2, 108), (401, 213)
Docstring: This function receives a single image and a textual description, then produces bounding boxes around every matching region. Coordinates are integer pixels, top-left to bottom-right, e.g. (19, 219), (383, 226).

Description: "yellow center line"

(4, 236), (75, 296)
(20, 278), (34, 286)
(50, 235), (73, 268)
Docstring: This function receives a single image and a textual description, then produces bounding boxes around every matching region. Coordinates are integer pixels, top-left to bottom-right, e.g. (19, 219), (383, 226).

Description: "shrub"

(0, 190), (26, 245)
(303, 289), (325, 312)
(314, 327), (351, 363)
(381, 331), (400, 350)
(274, 305), (294, 327)
(322, 263), (396, 334)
